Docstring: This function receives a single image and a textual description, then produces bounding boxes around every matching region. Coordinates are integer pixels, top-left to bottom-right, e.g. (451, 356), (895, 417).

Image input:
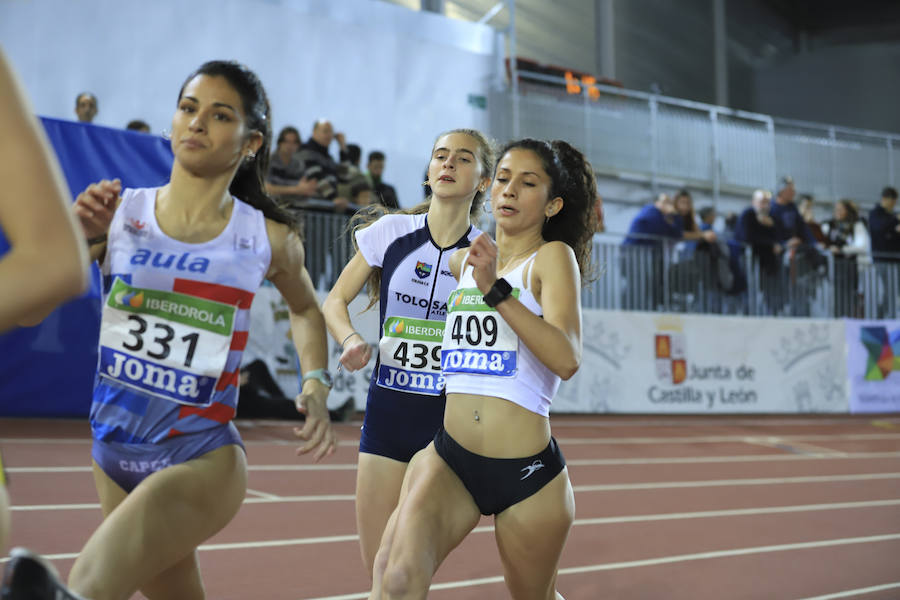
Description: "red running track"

(1, 415), (899, 600)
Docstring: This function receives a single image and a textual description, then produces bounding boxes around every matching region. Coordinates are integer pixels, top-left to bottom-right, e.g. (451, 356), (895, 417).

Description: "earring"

(422, 181), (430, 187)
(161, 129), (171, 140)
(247, 152), (256, 160)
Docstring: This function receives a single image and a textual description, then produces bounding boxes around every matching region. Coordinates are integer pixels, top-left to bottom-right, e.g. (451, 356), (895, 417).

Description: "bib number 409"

(450, 314), (498, 347)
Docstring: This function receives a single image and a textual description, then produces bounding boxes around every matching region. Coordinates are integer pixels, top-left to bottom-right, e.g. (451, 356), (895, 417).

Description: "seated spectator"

(822, 199), (870, 317)
(869, 186), (900, 263)
(365, 150), (399, 209)
(798, 194), (826, 244)
(74, 91), (97, 123)
(266, 126), (317, 214)
(623, 193), (683, 246)
(125, 119), (150, 133)
(298, 119), (351, 212)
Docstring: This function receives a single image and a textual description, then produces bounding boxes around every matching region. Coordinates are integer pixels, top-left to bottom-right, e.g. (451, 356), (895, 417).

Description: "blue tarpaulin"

(0, 118), (173, 417)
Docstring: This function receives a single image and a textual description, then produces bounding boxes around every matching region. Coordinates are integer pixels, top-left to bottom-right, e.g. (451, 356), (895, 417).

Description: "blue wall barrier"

(0, 118), (173, 417)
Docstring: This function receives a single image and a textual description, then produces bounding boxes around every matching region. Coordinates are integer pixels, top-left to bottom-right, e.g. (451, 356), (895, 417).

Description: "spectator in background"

(770, 176), (816, 249)
(266, 126), (317, 215)
(622, 193), (683, 310)
(822, 199), (870, 317)
(736, 189), (782, 275)
(125, 119), (150, 133)
(74, 92), (97, 123)
(798, 194), (826, 244)
(623, 193), (682, 246)
(723, 211), (738, 240)
(337, 143), (372, 208)
(869, 186), (900, 262)
(298, 119), (351, 212)
(868, 186), (900, 317)
(365, 150), (399, 209)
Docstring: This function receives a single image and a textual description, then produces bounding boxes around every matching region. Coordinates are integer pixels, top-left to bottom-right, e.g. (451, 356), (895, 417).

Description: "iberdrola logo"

(115, 289), (145, 308)
(451, 290), (464, 307)
(390, 320), (405, 334)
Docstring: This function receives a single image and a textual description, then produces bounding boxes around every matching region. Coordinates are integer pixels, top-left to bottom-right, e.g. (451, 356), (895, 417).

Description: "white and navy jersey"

(355, 213), (480, 397)
(91, 187), (271, 444)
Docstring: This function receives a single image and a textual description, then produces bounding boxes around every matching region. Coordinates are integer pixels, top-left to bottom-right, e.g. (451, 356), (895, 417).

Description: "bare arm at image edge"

(0, 48), (90, 332)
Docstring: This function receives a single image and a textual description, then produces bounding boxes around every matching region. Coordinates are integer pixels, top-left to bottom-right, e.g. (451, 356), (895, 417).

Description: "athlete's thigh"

(386, 444), (481, 574)
(71, 445), (247, 598)
(91, 460), (128, 517)
(356, 452), (408, 574)
(493, 468), (575, 600)
(139, 551), (204, 600)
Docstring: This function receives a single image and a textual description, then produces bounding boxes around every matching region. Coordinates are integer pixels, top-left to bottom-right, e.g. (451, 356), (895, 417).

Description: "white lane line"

(13, 473), (899, 512)
(574, 472), (900, 492)
(573, 498), (900, 525)
(302, 533), (900, 600)
(5, 499), (897, 564)
(794, 582), (900, 599)
(245, 488), (282, 500)
(7, 451), (900, 475)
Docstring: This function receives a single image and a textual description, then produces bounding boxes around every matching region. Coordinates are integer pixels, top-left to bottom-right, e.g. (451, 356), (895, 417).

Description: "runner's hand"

(339, 338), (371, 372)
(74, 179), (121, 240)
(294, 382), (337, 462)
(463, 232), (499, 295)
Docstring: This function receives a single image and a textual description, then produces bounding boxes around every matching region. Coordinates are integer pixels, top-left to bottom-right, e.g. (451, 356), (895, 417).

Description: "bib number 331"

(98, 278), (237, 406)
(441, 287), (518, 377)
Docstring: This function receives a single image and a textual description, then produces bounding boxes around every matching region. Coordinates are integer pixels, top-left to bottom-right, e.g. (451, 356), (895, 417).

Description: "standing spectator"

(770, 176), (821, 315)
(822, 199), (870, 317)
(365, 150), (399, 209)
(337, 143), (372, 207)
(622, 193), (683, 310)
(297, 119), (351, 211)
(266, 126), (316, 215)
(623, 193), (683, 246)
(770, 176), (816, 248)
(799, 194), (826, 244)
(868, 186), (900, 317)
(869, 186), (900, 262)
(736, 189), (783, 312)
(74, 92), (97, 123)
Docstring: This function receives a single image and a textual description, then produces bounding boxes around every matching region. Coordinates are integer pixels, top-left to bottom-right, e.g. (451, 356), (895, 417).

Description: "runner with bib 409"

(368, 138), (599, 600)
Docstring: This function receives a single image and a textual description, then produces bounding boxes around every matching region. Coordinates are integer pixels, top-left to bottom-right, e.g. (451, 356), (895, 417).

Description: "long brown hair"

(351, 128), (495, 310)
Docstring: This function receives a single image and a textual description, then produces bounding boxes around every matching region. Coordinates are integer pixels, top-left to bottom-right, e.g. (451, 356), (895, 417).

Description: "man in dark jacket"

(869, 186), (900, 263)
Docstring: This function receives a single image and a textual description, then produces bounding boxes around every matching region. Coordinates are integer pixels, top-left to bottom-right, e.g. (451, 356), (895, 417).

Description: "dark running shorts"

(433, 427), (565, 516)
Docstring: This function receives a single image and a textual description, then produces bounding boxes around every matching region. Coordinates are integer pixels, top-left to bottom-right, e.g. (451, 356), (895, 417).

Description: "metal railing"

(488, 71), (899, 204)
(301, 210), (900, 319)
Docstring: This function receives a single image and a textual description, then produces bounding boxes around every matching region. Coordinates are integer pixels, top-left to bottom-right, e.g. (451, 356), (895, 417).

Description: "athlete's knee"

(381, 559), (428, 600)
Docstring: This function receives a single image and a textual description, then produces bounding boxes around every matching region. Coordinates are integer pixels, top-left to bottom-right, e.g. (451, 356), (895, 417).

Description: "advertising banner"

(555, 310), (849, 413)
(846, 320), (900, 413)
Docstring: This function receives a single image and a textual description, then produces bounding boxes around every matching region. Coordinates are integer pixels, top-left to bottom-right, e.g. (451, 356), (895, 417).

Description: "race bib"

(441, 287), (519, 377)
(98, 278), (237, 406)
(377, 316), (445, 395)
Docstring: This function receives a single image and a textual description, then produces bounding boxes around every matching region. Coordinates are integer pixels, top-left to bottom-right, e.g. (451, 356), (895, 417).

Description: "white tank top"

(441, 251), (560, 417)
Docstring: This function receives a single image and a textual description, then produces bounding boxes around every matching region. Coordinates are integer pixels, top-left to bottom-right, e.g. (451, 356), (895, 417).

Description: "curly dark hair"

(494, 138), (598, 281)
